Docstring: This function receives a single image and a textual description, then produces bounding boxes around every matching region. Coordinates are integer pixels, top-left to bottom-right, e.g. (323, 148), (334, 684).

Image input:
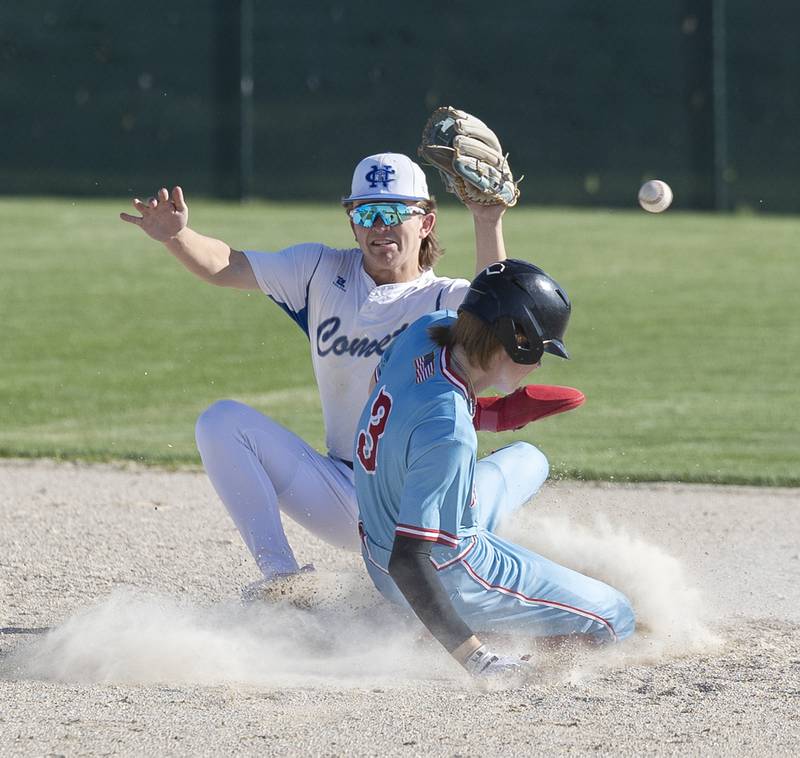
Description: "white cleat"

(241, 566), (385, 613)
(241, 564), (318, 608)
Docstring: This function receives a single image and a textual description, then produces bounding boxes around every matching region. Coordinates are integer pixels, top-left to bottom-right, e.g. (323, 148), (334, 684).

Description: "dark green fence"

(2, 1), (798, 211)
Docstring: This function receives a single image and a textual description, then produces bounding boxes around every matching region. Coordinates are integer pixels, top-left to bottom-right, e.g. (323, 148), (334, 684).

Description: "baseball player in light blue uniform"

(354, 261), (634, 677)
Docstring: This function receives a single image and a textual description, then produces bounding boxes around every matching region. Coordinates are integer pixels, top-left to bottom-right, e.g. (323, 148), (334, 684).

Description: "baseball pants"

(446, 530), (635, 641)
(364, 529), (635, 643)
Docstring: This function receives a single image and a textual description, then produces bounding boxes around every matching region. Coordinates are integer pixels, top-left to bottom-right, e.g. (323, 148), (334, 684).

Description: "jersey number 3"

(356, 387), (393, 474)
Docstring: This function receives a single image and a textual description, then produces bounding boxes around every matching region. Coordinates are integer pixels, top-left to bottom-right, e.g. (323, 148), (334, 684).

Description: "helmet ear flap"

(519, 307), (546, 364)
(495, 313), (545, 365)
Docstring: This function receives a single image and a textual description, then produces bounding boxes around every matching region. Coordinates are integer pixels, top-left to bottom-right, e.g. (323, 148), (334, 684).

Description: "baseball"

(638, 179), (673, 213)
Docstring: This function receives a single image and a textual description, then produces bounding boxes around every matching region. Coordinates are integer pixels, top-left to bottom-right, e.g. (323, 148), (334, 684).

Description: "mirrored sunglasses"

(349, 203), (425, 228)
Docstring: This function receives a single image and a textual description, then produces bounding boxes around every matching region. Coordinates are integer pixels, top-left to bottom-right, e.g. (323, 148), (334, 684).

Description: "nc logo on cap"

(365, 164), (395, 189)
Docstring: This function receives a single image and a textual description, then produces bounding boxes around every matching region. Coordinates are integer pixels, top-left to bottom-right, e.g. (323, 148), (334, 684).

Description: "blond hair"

(417, 198), (444, 269)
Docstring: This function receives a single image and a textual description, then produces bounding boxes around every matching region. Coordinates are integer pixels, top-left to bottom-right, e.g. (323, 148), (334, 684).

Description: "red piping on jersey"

(361, 522), (474, 574)
(460, 559), (618, 640)
(395, 523), (460, 548)
(440, 347), (475, 412)
(430, 536), (477, 570)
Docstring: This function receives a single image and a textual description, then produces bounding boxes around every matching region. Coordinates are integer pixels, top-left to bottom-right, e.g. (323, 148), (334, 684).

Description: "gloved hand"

(473, 385), (585, 433)
(462, 644), (531, 677)
(418, 106), (520, 207)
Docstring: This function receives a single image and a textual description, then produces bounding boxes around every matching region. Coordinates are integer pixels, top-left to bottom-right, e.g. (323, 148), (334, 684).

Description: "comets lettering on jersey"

(316, 316), (409, 359)
(413, 351), (435, 383)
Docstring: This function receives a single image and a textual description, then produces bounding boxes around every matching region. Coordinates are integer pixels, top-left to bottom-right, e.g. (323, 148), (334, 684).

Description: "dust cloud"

(8, 509), (720, 688)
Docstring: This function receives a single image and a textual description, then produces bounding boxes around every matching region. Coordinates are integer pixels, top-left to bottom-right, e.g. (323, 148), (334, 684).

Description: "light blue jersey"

(354, 311), (479, 572)
(354, 311), (635, 642)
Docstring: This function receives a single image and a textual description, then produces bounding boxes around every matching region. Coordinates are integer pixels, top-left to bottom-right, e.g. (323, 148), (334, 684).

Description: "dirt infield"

(1, 460), (799, 756)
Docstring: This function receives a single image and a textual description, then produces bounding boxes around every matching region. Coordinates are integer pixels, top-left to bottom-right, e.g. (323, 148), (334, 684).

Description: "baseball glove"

(418, 106), (520, 207)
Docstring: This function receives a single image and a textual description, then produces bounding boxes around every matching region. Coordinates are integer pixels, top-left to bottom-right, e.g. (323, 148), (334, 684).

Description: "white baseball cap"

(342, 152), (430, 203)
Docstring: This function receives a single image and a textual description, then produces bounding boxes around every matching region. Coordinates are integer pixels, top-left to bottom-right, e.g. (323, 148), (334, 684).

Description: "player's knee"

(195, 399), (248, 451)
(520, 441), (549, 479)
(510, 441), (549, 494)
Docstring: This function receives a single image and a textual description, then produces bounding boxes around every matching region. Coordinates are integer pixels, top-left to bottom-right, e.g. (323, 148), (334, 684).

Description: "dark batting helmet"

(458, 260), (572, 364)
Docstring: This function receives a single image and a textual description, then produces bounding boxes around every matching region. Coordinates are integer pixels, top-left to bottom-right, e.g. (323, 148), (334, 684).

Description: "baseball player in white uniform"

(120, 153), (576, 592)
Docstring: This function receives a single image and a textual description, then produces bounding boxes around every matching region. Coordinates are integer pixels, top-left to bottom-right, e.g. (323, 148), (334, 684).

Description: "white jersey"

(244, 244), (470, 461)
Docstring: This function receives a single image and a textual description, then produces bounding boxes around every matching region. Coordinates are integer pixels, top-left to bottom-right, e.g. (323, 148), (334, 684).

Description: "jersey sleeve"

(242, 243), (327, 336)
(436, 278), (471, 312)
(396, 419), (475, 548)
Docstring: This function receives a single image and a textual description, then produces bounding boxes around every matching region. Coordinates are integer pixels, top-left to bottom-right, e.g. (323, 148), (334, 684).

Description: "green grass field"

(1, 197), (797, 485)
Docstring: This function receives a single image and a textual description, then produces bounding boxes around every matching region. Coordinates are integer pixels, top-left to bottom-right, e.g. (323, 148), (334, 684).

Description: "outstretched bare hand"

(120, 186), (189, 242)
